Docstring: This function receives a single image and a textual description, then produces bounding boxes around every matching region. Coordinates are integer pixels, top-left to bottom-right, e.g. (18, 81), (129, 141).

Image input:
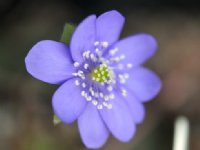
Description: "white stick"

(173, 116), (190, 150)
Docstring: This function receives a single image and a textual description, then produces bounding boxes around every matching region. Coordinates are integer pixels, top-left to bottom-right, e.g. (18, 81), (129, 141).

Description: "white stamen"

(107, 104), (113, 109)
(99, 92), (104, 98)
(94, 41), (100, 46)
(109, 93), (115, 99)
(82, 82), (86, 88)
(81, 91), (85, 96)
(120, 54), (125, 60)
(104, 95), (110, 101)
(101, 41), (108, 48)
(72, 72), (78, 76)
(92, 100), (98, 106)
(75, 80), (80, 86)
(84, 63), (89, 69)
(127, 63), (133, 68)
(73, 62), (80, 67)
(103, 102), (108, 106)
(85, 51), (90, 59)
(124, 73), (130, 79)
(107, 85), (113, 91)
(97, 104), (103, 109)
(121, 89), (127, 96)
(109, 47), (118, 55)
(94, 92), (99, 98)
(86, 96), (92, 101)
(90, 53), (95, 59)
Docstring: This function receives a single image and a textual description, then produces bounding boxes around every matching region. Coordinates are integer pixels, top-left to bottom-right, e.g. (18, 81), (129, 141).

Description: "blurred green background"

(0, 0), (200, 150)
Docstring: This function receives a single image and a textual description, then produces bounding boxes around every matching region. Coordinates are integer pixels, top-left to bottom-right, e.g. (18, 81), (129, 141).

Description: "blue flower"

(25, 10), (161, 149)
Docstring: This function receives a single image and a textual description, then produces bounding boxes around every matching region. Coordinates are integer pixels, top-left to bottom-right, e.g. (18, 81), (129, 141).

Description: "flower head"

(25, 10), (161, 149)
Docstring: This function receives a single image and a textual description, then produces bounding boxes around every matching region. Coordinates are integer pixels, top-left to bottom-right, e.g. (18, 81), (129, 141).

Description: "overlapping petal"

(78, 104), (109, 149)
(25, 40), (75, 84)
(109, 34), (157, 67)
(70, 15), (96, 63)
(123, 90), (145, 124)
(96, 10), (125, 49)
(100, 93), (136, 142)
(125, 67), (161, 102)
(52, 78), (86, 124)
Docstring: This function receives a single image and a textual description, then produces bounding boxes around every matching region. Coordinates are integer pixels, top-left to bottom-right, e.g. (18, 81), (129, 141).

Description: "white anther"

(89, 87), (93, 92)
(94, 69), (98, 73)
(101, 41), (109, 48)
(86, 96), (92, 101)
(111, 57), (120, 62)
(91, 90), (95, 96)
(94, 92), (99, 98)
(107, 104), (113, 109)
(78, 70), (84, 75)
(90, 53), (95, 59)
(118, 74), (126, 83)
(73, 62), (80, 67)
(97, 104), (103, 109)
(121, 89), (127, 96)
(120, 54), (125, 60)
(85, 51), (90, 59)
(99, 92), (104, 98)
(104, 95), (110, 101)
(97, 74), (101, 77)
(96, 78), (100, 82)
(95, 48), (99, 52)
(124, 73), (129, 79)
(82, 82), (86, 88)
(81, 76), (86, 80)
(81, 91), (85, 96)
(127, 63), (133, 68)
(107, 85), (113, 91)
(72, 73), (78, 76)
(109, 93), (115, 99)
(84, 63), (89, 69)
(103, 102), (108, 106)
(120, 78), (126, 84)
(92, 100), (98, 106)
(75, 80), (80, 86)
(92, 77), (96, 80)
(94, 41), (100, 46)
(109, 47), (118, 55)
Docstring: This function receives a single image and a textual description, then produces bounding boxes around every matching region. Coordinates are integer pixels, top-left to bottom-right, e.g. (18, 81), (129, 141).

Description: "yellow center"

(90, 64), (113, 83)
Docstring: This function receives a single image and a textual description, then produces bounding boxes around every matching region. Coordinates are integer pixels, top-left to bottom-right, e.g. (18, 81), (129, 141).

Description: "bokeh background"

(0, 0), (200, 150)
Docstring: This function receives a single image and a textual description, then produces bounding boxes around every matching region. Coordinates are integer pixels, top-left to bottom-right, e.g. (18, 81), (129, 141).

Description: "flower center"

(90, 63), (113, 83)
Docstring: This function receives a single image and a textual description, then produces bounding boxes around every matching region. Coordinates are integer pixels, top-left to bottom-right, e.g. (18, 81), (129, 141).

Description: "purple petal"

(70, 15), (96, 63)
(52, 78), (86, 124)
(109, 33), (157, 66)
(78, 104), (109, 149)
(96, 10), (124, 49)
(100, 94), (136, 142)
(25, 40), (75, 84)
(124, 90), (145, 124)
(126, 67), (162, 102)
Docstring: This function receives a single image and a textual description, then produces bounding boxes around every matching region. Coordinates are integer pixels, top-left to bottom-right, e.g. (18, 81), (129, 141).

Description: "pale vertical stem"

(173, 116), (190, 150)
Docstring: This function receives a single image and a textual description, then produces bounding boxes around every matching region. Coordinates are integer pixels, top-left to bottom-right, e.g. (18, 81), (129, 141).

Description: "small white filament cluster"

(71, 40), (132, 109)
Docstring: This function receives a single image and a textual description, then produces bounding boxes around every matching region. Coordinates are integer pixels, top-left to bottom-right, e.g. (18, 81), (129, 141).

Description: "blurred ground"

(0, 0), (200, 150)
